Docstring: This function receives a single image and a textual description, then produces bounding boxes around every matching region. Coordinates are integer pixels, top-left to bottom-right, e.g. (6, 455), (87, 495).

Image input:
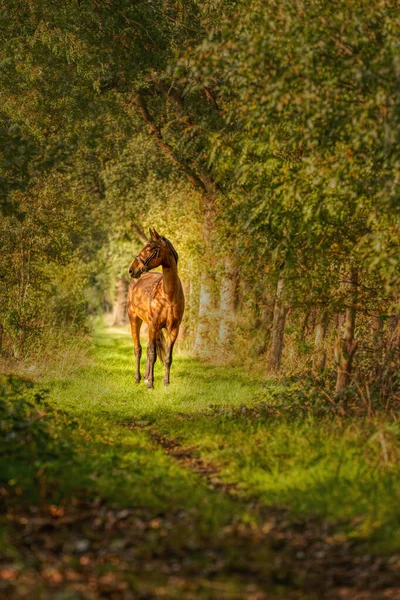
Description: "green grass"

(3, 324), (400, 599)
(40, 325), (400, 552)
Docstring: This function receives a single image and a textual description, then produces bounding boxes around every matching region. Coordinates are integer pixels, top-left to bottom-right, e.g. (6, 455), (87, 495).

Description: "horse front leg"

(146, 327), (157, 389)
(130, 316), (142, 383)
(164, 328), (179, 387)
(144, 360), (150, 384)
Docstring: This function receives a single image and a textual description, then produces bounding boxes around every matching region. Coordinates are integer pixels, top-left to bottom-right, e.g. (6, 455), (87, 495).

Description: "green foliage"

(1, 0), (399, 394)
(102, 133), (203, 282)
(185, 0), (400, 302)
(0, 171), (98, 357)
(0, 376), (76, 501)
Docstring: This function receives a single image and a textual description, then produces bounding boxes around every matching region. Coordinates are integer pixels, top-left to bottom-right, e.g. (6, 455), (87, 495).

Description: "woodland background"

(2, 2), (400, 598)
(1, 0), (400, 402)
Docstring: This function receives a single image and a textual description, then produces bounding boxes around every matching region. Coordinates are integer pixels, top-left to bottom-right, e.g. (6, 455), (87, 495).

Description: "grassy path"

(2, 327), (400, 599)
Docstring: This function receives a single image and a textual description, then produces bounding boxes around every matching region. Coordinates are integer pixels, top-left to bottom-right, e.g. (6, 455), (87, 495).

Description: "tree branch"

(130, 222), (147, 244)
(150, 77), (218, 200)
(133, 91), (209, 195)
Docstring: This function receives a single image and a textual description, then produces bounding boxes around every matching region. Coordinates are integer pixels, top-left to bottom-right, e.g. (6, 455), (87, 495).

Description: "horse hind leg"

(146, 327), (157, 389)
(144, 327), (156, 383)
(144, 359), (150, 383)
(130, 316), (142, 383)
(164, 328), (179, 386)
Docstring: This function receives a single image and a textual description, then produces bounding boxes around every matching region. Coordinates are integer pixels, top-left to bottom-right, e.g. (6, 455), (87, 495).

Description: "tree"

(185, 0), (400, 391)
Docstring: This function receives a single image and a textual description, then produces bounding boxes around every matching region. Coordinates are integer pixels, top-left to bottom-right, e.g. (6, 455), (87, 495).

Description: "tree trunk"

(218, 257), (237, 344)
(178, 279), (190, 342)
(131, 222), (148, 244)
(335, 268), (358, 394)
(112, 277), (129, 327)
(186, 276), (195, 339)
(253, 293), (275, 355)
(193, 274), (214, 356)
(268, 277), (288, 371)
(371, 314), (383, 379)
(313, 311), (329, 373)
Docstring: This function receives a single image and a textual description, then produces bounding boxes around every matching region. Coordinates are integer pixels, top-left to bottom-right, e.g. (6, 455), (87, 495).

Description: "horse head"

(128, 228), (178, 279)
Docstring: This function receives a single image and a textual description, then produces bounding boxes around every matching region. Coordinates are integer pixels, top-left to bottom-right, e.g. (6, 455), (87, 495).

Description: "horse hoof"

(164, 382), (169, 387)
(135, 378), (141, 384)
(147, 385), (154, 390)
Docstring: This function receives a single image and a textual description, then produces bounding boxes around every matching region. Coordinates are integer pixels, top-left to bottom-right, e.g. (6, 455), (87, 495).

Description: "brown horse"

(127, 228), (185, 389)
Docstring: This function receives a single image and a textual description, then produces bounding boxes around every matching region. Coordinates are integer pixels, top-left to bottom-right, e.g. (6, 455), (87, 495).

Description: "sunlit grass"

(45, 325), (400, 552)
(49, 327), (272, 418)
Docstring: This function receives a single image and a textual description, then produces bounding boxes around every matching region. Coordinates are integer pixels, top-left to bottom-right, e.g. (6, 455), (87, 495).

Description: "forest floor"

(2, 326), (400, 600)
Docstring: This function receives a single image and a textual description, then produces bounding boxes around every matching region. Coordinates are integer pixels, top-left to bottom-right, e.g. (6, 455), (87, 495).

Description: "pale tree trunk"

(177, 280), (190, 342)
(193, 198), (216, 355)
(187, 277), (195, 338)
(268, 277), (288, 371)
(112, 277), (129, 327)
(313, 311), (329, 373)
(335, 267), (358, 394)
(218, 257), (237, 344)
(193, 274), (214, 356)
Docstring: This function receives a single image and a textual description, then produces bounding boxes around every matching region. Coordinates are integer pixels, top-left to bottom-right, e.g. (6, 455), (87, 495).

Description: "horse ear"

(149, 228), (156, 240)
(152, 228), (161, 240)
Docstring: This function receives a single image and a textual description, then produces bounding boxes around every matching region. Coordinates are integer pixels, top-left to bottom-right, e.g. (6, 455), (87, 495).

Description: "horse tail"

(156, 329), (167, 365)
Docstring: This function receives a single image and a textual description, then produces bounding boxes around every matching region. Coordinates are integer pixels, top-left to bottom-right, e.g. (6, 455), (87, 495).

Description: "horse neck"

(161, 255), (179, 299)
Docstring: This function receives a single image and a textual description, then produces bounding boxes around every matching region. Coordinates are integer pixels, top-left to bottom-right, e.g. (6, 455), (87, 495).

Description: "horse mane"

(160, 236), (178, 265)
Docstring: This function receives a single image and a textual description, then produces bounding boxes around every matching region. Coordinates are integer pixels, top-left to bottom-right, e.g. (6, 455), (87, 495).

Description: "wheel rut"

(127, 419), (400, 600)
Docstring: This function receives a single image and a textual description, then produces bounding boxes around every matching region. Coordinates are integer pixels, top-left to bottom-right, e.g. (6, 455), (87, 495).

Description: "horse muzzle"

(129, 267), (143, 279)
